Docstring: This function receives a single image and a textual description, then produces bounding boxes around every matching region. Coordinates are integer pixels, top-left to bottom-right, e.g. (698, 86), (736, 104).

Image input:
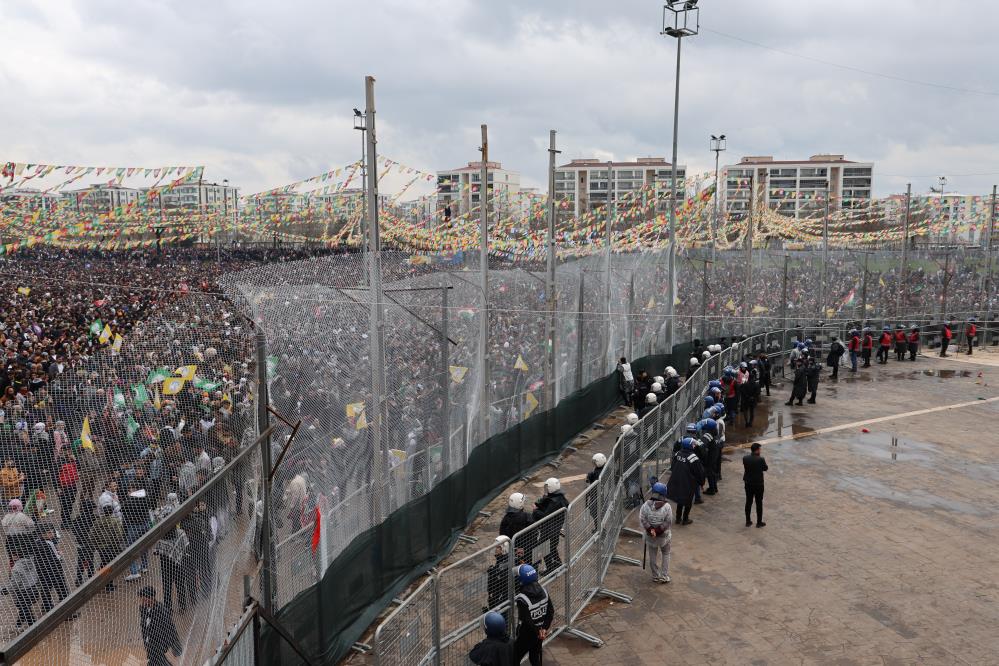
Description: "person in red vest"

(894, 325), (907, 361)
(907, 326), (920, 361)
(847, 329), (861, 372)
(877, 326), (893, 364)
(861, 327), (874, 368)
(940, 318), (953, 357)
(965, 317), (978, 356)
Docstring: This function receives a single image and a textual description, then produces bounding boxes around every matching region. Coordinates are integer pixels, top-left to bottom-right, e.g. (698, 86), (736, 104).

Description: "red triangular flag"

(310, 505), (321, 553)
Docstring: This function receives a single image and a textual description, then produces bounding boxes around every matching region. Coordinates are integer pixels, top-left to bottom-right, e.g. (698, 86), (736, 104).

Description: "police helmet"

(665, 366), (678, 377)
(508, 492), (525, 510)
(698, 418), (718, 432)
(482, 611), (507, 638)
(704, 396), (715, 408)
(626, 413), (639, 425)
(621, 424), (633, 436)
(544, 478), (561, 494)
(689, 357), (699, 366)
(680, 437), (695, 449)
(702, 351), (711, 359)
(646, 393), (658, 405)
(651, 382), (663, 393)
(517, 564), (539, 585)
(708, 380), (722, 390)
(651, 482), (668, 496)
(685, 422), (699, 434)
(592, 452), (607, 468)
(654, 376), (665, 385)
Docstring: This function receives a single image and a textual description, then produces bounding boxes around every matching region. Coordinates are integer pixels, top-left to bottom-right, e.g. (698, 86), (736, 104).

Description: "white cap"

(690, 357), (699, 366)
(646, 393), (657, 404)
(544, 478), (561, 494)
(494, 535), (511, 554)
(651, 382), (662, 392)
(702, 351), (710, 359)
(665, 367), (677, 377)
(508, 492), (525, 510)
(626, 413), (639, 425)
(653, 376), (665, 385)
(592, 452), (607, 468)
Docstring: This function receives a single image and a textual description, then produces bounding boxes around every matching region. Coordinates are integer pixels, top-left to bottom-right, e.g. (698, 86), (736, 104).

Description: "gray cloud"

(2, 0), (998, 196)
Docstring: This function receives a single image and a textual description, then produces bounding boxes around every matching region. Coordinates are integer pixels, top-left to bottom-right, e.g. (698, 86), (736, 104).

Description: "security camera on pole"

(661, 0), (699, 353)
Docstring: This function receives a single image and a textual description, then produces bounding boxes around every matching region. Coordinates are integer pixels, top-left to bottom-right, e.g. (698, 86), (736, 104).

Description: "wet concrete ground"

(545, 354), (999, 665)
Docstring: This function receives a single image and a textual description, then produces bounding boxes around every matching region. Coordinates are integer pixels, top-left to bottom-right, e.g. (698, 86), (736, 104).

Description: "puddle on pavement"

(836, 474), (989, 517)
(848, 432), (937, 462)
(921, 369), (973, 379)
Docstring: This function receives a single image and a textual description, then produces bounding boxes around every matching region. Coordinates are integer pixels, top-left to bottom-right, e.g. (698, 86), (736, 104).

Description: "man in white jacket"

(640, 482), (673, 583)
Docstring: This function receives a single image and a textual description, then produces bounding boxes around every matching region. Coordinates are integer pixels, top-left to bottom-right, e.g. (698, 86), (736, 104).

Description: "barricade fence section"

(372, 329), (788, 665)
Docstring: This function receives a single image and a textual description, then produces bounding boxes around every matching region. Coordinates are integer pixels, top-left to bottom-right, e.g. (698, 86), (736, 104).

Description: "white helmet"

(508, 492), (525, 510)
(665, 366), (677, 377)
(702, 351), (710, 359)
(621, 424), (633, 435)
(653, 376), (665, 385)
(651, 382), (662, 392)
(646, 393), (658, 405)
(626, 413), (639, 425)
(690, 357), (699, 366)
(494, 535), (511, 554)
(544, 478), (561, 494)
(592, 452), (607, 468)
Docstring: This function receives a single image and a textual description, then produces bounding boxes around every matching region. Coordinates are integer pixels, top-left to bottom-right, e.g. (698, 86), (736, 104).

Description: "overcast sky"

(3, 0), (998, 198)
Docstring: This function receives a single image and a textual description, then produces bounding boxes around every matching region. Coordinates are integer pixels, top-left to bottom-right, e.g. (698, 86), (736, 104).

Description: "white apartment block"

(62, 184), (144, 212)
(157, 180), (239, 211)
(723, 155), (873, 220)
(554, 158), (686, 219)
(436, 161), (521, 219)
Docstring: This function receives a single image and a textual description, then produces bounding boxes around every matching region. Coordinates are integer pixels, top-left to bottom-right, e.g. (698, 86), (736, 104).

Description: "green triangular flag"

(126, 415), (140, 442)
(146, 367), (171, 385)
(132, 383), (150, 407)
(192, 377), (221, 392)
(113, 389), (126, 408)
(89, 319), (103, 336)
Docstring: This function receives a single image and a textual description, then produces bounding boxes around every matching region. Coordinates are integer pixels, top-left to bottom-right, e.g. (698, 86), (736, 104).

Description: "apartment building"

(723, 155), (873, 219)
(436, 161), (521, 218)
(553, 158), (686, 218)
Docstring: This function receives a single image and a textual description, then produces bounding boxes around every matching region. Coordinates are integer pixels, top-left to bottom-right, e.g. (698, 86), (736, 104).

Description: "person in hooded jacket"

(640, 482), (673, 583)
(666, 437), (704, 525)
(757, 352), (772, 396)
(741, 362), (761, 426)
(531, 478), (568, 572)
(632, 371), (651, 409)
(513, 564), (554, 666)
(469, 611), (515, 666)
(805, 355), (821, 404)
(786, 359), (808, 406)
(826, 336), (845, 379)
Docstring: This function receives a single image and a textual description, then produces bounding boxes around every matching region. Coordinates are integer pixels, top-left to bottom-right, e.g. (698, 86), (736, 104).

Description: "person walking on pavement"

(894, 325), (907, 361)
(878, 326), (893, 364)
(940, 319), (953, 357)
(640, 482), (673, 583)
(847, 329), (861, 372)
(907, 326), (920, 360)
(861, 328), (874, 368)
(513, 564), (553, 666)
(138, 586), (182, 666)
(805, 356), (821, 404)
(469, 611), (515, 666)
(666, 437), (704, 525)
(827, 336), (845, 379)
(743, 443), (768, 528)
(965, 317), (978, 355)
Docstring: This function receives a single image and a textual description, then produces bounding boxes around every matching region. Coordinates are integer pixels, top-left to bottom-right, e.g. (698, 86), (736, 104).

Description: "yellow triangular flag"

(175, 365), (197, 381)
(674, 295), (681, 306)
(111, 334), (124, 352)
(388, 449), (407, 463)
(646, 296), (656, 310)
(514, 355), (529, 372)
(725, 299), (736, 312)
(524, 392), (539, 417)
(98, 324), (112, 344)
(162, 377), (186, 395)
(355, 410), (368, 430)
(16, 287), (30, 296)
(449, 365), (468, 383)
(751, 305), (768, 314)
(346, 402), (365, 419)
(80, 417), (95, 452)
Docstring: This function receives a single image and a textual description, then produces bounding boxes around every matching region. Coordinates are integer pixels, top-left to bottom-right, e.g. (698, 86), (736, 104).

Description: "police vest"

(516, 589), (549, 624)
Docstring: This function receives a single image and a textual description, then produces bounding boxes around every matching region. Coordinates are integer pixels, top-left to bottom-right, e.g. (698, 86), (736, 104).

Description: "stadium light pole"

(661, 0), (699, 353)
(478, 125), (490, 443)
(354, 108), (368, 260)
(545, 130), (560, 410)
(710, 134), (726, 265)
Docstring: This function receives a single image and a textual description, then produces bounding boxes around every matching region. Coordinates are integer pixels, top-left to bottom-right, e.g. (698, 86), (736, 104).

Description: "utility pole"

(710, 135), (726, 266)
(440, 286), (451, 475)
(478, 125), (490, 441)
(859, 251), (869, 323)
(545, 130), (560, 410)
(897, 183), (911, 318)
(781, 253), (789, 331)
(941, 247), (952, 320)
(575, 274), (585, 391)
(255, 330), (275, 612)
(666, 35), (683, 355)
(743, 173), (755, 323)
(821, 181), (830, 320)
(363, 75), (387, 523)
(700, 258), (712, 341)
(603, 161), (614, 365)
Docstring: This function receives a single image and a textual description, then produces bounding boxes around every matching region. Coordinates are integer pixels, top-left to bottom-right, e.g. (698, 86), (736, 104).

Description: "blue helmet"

(702, 408), (714, 420)
(685, 422), (699, 434)
(651, 482), (668, 496)
(482, 611), (506, 638)
(709, 386), (722, 399)
(698, 418), (718, 433)
(795, 342), (804, 349)
(703, 396), (715, 408)
(709, 404), (724, 419)
(883, 326), (890, 331)
(805, 338), (813, 346)
(708, 380), (722, 390)
(680, 437), (695, 449)
(517, 564), (538, 585)
(724, 369), (736, 379)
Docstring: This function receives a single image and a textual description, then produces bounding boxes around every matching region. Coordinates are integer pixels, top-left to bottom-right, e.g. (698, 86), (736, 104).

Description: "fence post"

(576, 273), (585, 391)
(255, 329), (276, 612)
(440, 286), (451, 475)
(627, 273), (635, 360)
(432, 575), (441, 666)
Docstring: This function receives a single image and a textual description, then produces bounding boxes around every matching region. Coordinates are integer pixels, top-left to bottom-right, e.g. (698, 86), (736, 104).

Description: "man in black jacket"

(33, 523), (67, 614)
(743, 443), (768, 527)
(826, 336), (845, 379)
(531, 479), (568, 572)
(138, 586), (182, 666)
(666, 438), (705, 525)
(805, 357), (821, 404)
(469, 611), (515, 666)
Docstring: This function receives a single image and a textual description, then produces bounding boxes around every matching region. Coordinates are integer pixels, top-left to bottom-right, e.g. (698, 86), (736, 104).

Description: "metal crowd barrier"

(371, 328), (816, 665)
